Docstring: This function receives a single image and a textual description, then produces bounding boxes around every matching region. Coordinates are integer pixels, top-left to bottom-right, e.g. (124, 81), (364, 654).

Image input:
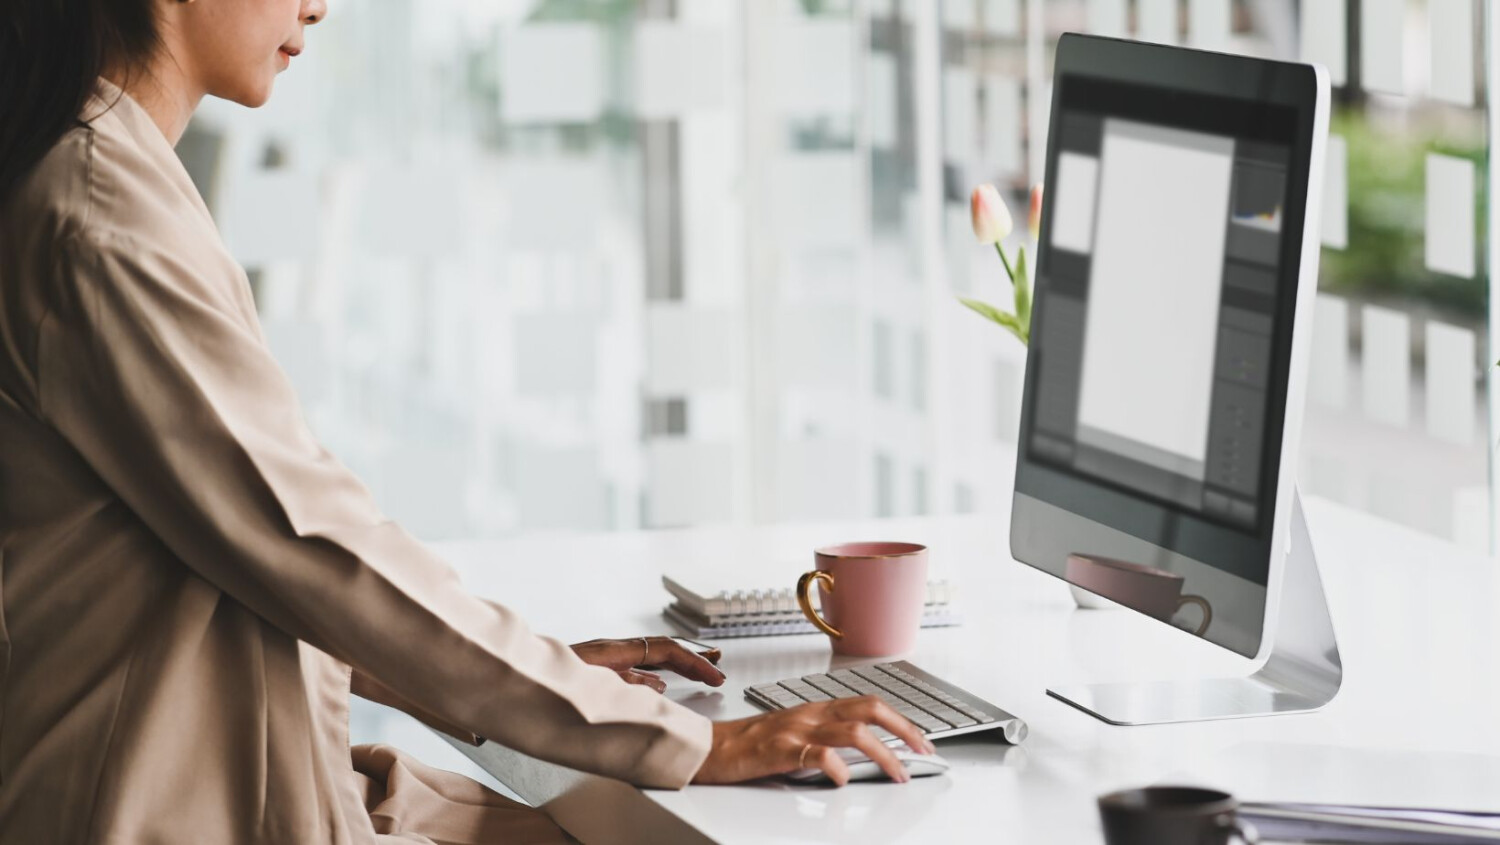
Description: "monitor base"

(1048, 491), (1342, 725)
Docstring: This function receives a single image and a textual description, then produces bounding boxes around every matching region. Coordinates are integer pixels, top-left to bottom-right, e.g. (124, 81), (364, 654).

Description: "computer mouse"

(787, 745), (951, 784)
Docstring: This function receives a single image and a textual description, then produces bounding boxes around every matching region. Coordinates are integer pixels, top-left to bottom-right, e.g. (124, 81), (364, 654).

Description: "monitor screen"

(1032, 78), (1294, 536)
(1012, 35), (1322, 659)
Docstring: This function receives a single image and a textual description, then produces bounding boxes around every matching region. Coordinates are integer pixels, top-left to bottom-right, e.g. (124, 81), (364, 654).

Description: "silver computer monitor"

(1012, 34), (1339, 724)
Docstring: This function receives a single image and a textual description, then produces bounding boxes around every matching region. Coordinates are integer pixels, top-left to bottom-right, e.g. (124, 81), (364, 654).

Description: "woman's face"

(172, 0), (327, 107)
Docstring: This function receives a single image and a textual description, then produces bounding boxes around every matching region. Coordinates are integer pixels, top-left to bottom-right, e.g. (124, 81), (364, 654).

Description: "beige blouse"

(0, 80), (712, 843)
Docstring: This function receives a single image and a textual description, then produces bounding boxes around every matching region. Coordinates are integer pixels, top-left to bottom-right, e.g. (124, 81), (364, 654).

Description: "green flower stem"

(994, 242), (1016, 286)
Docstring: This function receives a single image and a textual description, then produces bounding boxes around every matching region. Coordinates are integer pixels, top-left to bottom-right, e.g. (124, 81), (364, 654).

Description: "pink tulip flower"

(970, 184), (1013, 244)
(959, 183), (1031, 346)
(1028, 183), (1044, 241)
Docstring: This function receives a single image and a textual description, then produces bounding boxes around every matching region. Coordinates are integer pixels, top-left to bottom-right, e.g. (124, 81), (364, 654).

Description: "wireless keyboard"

(746, 660), (1028, 744)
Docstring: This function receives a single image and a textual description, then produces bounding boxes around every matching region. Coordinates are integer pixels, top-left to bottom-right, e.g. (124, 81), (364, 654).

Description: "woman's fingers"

(694, 700), (937, 787)
(820, 722), (910, 783)
(569, 638), (635, 671)
(621, 668), (667, 693)
(834, 696), (934, 754)
(641, 637), (727, 686)
(807, 745), (852, 787)
(574, 637), (726, 687)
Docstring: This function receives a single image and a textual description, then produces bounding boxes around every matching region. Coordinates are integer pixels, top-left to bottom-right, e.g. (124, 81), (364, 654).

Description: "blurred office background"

(175, 0), (1493, 789)
(183, 0), (1493, 548)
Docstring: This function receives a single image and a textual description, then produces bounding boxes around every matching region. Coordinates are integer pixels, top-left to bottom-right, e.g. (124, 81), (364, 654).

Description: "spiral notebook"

(660, 574), (961, 639)
(1241, 803), (1500, 843)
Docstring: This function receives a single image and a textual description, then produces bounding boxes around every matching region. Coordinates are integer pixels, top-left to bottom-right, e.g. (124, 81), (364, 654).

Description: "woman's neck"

(103, 59), (204, 146)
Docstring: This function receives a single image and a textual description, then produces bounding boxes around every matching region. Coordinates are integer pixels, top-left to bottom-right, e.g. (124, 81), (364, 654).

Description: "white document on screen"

(1073, 119), (1235, 481)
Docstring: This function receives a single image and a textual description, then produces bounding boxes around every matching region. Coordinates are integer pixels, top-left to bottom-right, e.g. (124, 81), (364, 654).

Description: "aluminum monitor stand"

(1048, 492), (1342, 725)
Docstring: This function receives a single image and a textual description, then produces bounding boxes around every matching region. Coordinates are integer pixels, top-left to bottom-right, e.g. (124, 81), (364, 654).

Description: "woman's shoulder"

(5, 109), (250, 325)
(4, 122), (95, 248)
(9, 102), (217, 263)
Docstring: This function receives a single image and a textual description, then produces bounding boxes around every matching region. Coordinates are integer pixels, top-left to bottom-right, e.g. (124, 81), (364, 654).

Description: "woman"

(0, 1), (933, 842)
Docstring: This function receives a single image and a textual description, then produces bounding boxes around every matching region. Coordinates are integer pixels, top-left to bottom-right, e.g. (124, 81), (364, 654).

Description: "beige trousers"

(354, 745), (573, 845)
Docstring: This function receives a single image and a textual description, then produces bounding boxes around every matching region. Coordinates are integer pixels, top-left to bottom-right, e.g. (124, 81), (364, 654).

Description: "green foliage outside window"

(1319, 106), (1487, 325)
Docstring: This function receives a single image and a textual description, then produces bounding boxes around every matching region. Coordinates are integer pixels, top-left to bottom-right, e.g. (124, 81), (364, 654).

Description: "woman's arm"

(350, 670), (484, 746)
(37, 232), (709, 787)
(350, 636), (726, 741)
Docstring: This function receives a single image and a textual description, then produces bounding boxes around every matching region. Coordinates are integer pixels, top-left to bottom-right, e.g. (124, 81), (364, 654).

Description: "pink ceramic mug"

(796, 542), (929, 657)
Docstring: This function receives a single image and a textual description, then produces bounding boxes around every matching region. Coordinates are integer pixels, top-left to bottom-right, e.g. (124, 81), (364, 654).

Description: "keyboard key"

(828, 669), (878, 694)
(905, 710), (947, 732)
(954, 704), (995, 722)
(868, 677), (931, 706)
(786, 685), (831, 702)
(923, 706), (976, 728)
(928, 692), (994, 722)
(880, 664), (998, 723)
(750, 683), (797, 701)
(906, 693), (944, 710)
(851, 666), (905, 689)
(803, 674), (860, 699)
(848, 669), (955, 727)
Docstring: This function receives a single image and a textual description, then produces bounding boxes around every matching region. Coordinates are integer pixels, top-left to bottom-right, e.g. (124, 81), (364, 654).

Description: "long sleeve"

(34, 229), (712, 789)
(351, 669), (483, 747)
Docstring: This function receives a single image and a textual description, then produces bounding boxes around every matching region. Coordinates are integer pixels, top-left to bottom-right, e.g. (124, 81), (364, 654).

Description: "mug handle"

(796, 571), (843, 639)
(1177, 594), (1214, 636)
(1211, 815), (1258, 845)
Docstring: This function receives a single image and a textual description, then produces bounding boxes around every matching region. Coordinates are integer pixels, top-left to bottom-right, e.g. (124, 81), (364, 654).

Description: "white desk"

(425, 497), (1500, 844)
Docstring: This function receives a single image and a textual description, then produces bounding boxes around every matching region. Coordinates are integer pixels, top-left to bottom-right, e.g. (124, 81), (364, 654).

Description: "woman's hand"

(693, 696), (936, 786)
(571, 636), (726, 693)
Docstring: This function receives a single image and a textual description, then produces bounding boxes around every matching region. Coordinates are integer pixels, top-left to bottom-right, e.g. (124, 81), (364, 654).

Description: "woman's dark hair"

(0, 0), (160, 201)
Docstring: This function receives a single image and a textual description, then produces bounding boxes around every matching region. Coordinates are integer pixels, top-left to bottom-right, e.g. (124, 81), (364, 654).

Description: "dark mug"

(1099, 786), (1257, 845)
